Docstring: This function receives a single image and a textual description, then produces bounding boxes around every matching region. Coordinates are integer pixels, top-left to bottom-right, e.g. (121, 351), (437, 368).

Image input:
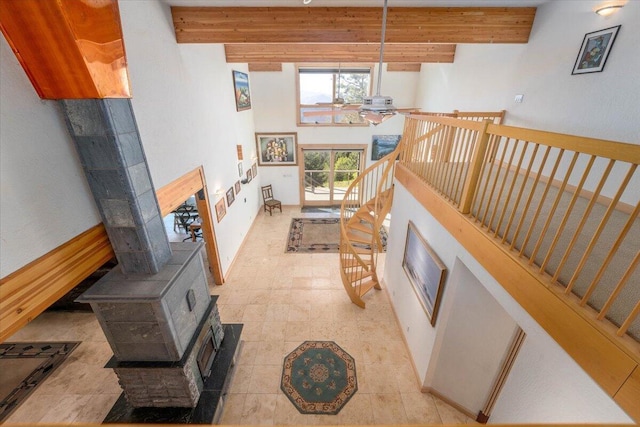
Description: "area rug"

(0, 342), (79, 421)
(285, 218), (388, 253)
(281, 341), (357, 415)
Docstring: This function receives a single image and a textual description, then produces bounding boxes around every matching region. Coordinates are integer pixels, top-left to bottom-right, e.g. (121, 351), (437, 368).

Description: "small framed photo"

(235, 180), (241, 195)
(572, 25), (620, 75)
(247, 168), (253, 183)
(215, 198), (226, 223)
(251, 163), (257, 178)
(402, 221), (447, 326)
(232, 70), (251, 111)
(372, 135), (402, 160)
(226, 187), (235, 207)
(255, 132), (298, 166)
(238, 162), (243, 178)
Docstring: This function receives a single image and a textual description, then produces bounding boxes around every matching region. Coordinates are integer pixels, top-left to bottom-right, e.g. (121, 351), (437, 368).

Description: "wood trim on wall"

(395, 163), (639, 419)
(0, 224), (115, 342)
(0, 166), (224, 343)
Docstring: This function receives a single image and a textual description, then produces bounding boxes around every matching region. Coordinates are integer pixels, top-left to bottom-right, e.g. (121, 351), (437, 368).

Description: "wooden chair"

(261, 184), (282, 216)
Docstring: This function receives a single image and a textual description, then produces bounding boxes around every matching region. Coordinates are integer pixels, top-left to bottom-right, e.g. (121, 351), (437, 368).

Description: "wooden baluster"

(459, 120), (491, 214)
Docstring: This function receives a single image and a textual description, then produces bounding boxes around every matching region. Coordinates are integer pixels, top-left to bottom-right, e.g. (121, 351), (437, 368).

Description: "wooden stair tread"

(348, 221), (374, 234)
(357, 279), (378, 296)
(346, 231), (372, 244)
(355, 210), (375, 223)
(342, 258), (372, 268)
(347, 270), (373, 283)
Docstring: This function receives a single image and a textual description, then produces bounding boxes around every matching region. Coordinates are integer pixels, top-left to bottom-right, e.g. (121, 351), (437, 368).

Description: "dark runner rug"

(0, 342), (80, 422)
(281, 341), (357, 415)
(285, 217), (388, 253)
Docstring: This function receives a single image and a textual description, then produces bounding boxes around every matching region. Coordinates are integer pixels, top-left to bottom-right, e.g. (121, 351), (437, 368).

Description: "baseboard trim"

(422, 386), (476, 420)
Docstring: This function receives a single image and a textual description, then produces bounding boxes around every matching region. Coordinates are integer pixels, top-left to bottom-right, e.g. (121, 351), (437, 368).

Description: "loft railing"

(399, 115), (639, 345)
(338, 111), (505, 308)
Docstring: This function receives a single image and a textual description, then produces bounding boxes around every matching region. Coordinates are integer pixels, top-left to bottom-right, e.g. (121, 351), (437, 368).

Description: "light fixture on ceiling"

(303, 0), (312, 4)
(594, 0), (626, 16)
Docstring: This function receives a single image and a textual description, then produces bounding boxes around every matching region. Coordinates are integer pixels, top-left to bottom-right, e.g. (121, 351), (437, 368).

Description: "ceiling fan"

(304, 0), (419, 125)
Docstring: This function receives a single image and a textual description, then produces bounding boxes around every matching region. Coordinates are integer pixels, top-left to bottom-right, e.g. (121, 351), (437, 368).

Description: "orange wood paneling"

(226, 43), (455, 64)
(173, 7), (536, 44)
(387, 63), (422, 72)
(0, 0), (131, 99)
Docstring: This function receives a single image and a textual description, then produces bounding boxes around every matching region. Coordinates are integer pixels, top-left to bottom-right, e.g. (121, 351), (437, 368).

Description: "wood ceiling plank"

(172, 7), (536, 44)
(387, 63), (422, 72)
(248, 63), (283, 72)
(225, 43), (456, 64)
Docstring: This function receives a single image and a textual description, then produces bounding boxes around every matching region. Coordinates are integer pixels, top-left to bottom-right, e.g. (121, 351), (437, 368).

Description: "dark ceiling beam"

(172, 7), (536, 44)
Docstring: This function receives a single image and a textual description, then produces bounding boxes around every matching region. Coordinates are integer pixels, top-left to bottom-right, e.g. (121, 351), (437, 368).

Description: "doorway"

(299, 145), (367, 207)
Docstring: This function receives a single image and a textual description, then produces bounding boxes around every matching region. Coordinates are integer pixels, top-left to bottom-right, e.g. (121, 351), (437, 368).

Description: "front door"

(300, 146), (365, 207)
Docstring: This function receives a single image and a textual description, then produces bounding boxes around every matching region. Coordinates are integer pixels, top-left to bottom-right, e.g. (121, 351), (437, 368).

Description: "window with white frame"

(297, 65), (372, 126)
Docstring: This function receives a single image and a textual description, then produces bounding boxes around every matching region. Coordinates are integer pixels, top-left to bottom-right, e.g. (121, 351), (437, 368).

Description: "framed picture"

(247, 168), (253, 183)
(238, 162), (243, 178)
(236, 144), (244, 160)
(226, 187), (235, 207)
(232, 70), (251, 111)
(572, 25), (621, 75)
(372, 135), (402, 160)
(215, 198), (226, 223)
(255, 132), (298, 166)
(402, 221), (447, 326)
(251, 163), (257, 178)
(235, 180), (241, 195)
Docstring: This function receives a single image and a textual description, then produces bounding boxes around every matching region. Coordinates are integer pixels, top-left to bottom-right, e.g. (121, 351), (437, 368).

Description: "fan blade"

(397, 108), (421, 115)
(341, 104), (362, 110)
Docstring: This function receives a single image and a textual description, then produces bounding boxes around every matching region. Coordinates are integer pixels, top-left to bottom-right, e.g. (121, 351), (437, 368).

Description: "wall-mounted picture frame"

(232, 70), (251, 111)
(402, 221), (447, 326)
(235, 180), (241, 195)
(226, 187), (235, 207)
(255, 132), (298, 166)
(215, 198), (226, 223)
(371, 135), (402, 160)
(251, 163), (257, 178)
(246, 168), (253, 183)
(572, 25), (621, 75)
(238, 162), (243, 178)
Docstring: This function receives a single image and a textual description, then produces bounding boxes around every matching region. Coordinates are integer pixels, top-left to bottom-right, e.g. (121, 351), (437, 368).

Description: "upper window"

(297, 65), (372, 126)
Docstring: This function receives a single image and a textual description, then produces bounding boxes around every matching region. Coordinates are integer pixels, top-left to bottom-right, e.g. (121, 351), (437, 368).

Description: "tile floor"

(5, 206), (473, 425)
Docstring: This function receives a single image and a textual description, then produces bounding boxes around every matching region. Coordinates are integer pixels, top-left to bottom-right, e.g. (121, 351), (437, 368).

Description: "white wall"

(0, 1), (262, 278)
(417, 0), (640, 144)
(426, 259), (519, 414)
(251, 64), (419, 204)
(0, 37), (101, 277)
(384, 183), (632, 423)
(119, 1), (261, 275)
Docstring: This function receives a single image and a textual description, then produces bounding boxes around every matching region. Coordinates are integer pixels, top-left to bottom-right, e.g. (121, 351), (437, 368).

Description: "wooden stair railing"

(397, 114), (640, 420)
(339, 148), (400, 308)
(339, 110), (506, 308)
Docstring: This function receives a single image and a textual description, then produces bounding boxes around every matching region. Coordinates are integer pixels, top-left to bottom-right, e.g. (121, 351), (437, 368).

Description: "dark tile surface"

(103, 323), (243, 424)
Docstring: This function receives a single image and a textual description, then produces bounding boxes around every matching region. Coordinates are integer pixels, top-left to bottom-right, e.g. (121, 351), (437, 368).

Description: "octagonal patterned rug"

(281, 341), (357, 415)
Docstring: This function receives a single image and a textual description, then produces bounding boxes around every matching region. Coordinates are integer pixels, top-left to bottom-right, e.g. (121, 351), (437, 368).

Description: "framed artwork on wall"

(238, 162), (243, 178)
(255, 132), (298, 166)
(251, 163), (257, 178)
(247, 168), (253, 183)
(215, 198), (226, 223)
(572, 25), (621, 75)
(371, 135), (402, 160)
(226, 187), (235, 207)
(232, 70), (251, 111)
(235, 180), (241, 195)
(402, 221), (447, 326)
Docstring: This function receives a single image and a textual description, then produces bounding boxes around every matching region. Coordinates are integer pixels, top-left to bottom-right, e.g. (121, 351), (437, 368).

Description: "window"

(297, 65), (372, 126)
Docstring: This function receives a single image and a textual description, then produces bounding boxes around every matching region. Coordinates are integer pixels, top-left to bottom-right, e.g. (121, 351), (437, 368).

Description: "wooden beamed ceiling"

(171, 6), (536, 66)
(225, 43), (456, 64)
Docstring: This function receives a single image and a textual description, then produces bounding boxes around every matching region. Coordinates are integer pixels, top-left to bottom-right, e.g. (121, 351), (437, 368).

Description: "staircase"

(339, 147), (399, 308)
(339, 110), (506, 308)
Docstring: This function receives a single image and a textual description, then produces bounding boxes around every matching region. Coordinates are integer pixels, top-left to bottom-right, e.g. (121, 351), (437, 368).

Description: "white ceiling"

(165, 0), (549, 7)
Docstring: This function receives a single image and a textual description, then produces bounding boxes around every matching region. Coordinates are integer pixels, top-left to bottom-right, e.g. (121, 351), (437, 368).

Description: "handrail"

(399, 114), (640, 346)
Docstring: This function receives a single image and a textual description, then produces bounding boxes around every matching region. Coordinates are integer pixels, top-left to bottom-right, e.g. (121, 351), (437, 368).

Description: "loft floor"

(4, 206), (473, 425)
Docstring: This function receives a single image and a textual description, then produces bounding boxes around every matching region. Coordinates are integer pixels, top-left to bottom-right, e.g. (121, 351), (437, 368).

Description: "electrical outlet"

(514, 94), (524, 103)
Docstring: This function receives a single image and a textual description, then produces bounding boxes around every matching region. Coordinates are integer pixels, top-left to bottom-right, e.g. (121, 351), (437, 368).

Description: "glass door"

(301, 147), (364, 207)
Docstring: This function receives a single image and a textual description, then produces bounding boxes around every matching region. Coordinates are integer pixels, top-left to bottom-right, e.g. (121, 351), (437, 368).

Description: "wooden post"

(459, 120), (491, 214)
(194, 168), (224, 285)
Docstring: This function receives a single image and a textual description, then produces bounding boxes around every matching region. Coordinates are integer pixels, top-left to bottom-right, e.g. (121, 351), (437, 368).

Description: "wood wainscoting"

(0, 166), (222, 343)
